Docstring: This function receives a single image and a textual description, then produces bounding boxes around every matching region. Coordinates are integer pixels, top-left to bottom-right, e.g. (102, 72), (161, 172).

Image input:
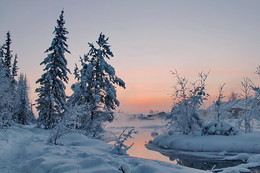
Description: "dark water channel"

(146, 143), (260, 173)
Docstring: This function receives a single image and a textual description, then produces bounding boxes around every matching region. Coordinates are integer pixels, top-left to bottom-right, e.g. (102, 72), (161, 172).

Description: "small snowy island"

(150, 131), (260, 172)
(143, 70), (260, 173)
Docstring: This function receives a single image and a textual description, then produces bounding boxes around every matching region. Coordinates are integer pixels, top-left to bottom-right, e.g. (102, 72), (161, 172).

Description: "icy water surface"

(146, 143), (244, 171)
(106, 116), (176, 164)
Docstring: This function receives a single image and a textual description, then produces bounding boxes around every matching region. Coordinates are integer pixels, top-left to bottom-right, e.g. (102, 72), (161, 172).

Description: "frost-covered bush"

(48, 104), (90, 145)
(112, 128), (137, 155)
(166, 71), (209, 134)
(202, 122), (239, 136)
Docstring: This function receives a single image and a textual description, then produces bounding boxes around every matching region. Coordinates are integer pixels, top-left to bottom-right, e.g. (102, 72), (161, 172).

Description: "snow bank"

(214, 154), (260, 173)
(222, 153), (250, 161)
(0, 126), (207, 173)
(152, 132), (260, 153)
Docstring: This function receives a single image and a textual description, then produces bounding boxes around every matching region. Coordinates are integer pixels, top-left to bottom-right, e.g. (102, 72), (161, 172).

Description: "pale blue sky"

(0, 0), (260, 113)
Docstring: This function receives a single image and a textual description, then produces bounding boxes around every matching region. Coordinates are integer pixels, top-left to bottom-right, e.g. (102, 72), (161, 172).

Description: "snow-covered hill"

(0, 125), (207, 173)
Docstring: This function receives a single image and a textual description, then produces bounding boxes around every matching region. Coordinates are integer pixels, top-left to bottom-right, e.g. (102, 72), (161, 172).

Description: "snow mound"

(214, 154), (260, 173)
(248, 154), (260, 163)
(222, 153), (250, 161)
(202, 122), (239, 136)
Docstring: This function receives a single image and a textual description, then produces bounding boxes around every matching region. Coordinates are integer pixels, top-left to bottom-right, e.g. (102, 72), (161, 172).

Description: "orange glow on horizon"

(118, 96), (173, 113)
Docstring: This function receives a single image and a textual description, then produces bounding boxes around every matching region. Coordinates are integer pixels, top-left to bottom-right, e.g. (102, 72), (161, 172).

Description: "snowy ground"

(0, 125), (207, 173)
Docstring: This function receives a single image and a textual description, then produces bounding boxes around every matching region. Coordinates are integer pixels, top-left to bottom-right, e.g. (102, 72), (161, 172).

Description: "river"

(105, 115), (260, 173)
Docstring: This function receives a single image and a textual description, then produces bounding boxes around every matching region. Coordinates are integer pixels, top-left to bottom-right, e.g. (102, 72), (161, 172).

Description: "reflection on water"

(105, 116), (176, 164)
(125, 129), (177, 164)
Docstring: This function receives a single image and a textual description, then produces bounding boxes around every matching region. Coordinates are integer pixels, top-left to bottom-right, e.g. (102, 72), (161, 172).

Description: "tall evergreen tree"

(1, 31), (18, 124)
(15, 74), (34, 124)
(35, 10), (70, 129)
(69, 33), (125, 134)
(2, 31), (13, 78)
(0, 45), (13, 129)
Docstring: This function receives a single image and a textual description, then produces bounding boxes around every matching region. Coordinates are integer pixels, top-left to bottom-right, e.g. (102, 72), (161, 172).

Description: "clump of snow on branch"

(202, 121), (239, 136)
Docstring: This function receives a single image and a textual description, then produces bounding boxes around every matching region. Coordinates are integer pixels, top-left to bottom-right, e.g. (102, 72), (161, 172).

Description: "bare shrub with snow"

(237, 70), (260, 133)
(48, 104), (90, 145)
(239, 77), (254, 133)
(213, 84), (226, 123)
(112, 128), (138, 155)
(166, 70), (209, 135)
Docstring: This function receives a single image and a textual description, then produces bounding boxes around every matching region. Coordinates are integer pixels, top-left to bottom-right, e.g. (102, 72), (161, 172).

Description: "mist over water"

(105, 113), (176, 164)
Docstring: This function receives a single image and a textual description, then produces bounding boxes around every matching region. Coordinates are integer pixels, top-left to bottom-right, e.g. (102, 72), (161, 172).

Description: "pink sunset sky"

(0, 0), (259, 114)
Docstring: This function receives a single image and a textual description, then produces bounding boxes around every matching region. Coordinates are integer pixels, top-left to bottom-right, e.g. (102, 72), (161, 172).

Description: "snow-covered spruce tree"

(166, 70), (209, 135)
(0, 45), (13, 129)
(2, 31), (13, 78)
(3, 32), (21, 123)
(35, 10), (70, 129)
(16, 74), (34, 125)
(68, 33), (125, 136)
(2, 32), (18, 89)
(0, 32), (17, 126)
